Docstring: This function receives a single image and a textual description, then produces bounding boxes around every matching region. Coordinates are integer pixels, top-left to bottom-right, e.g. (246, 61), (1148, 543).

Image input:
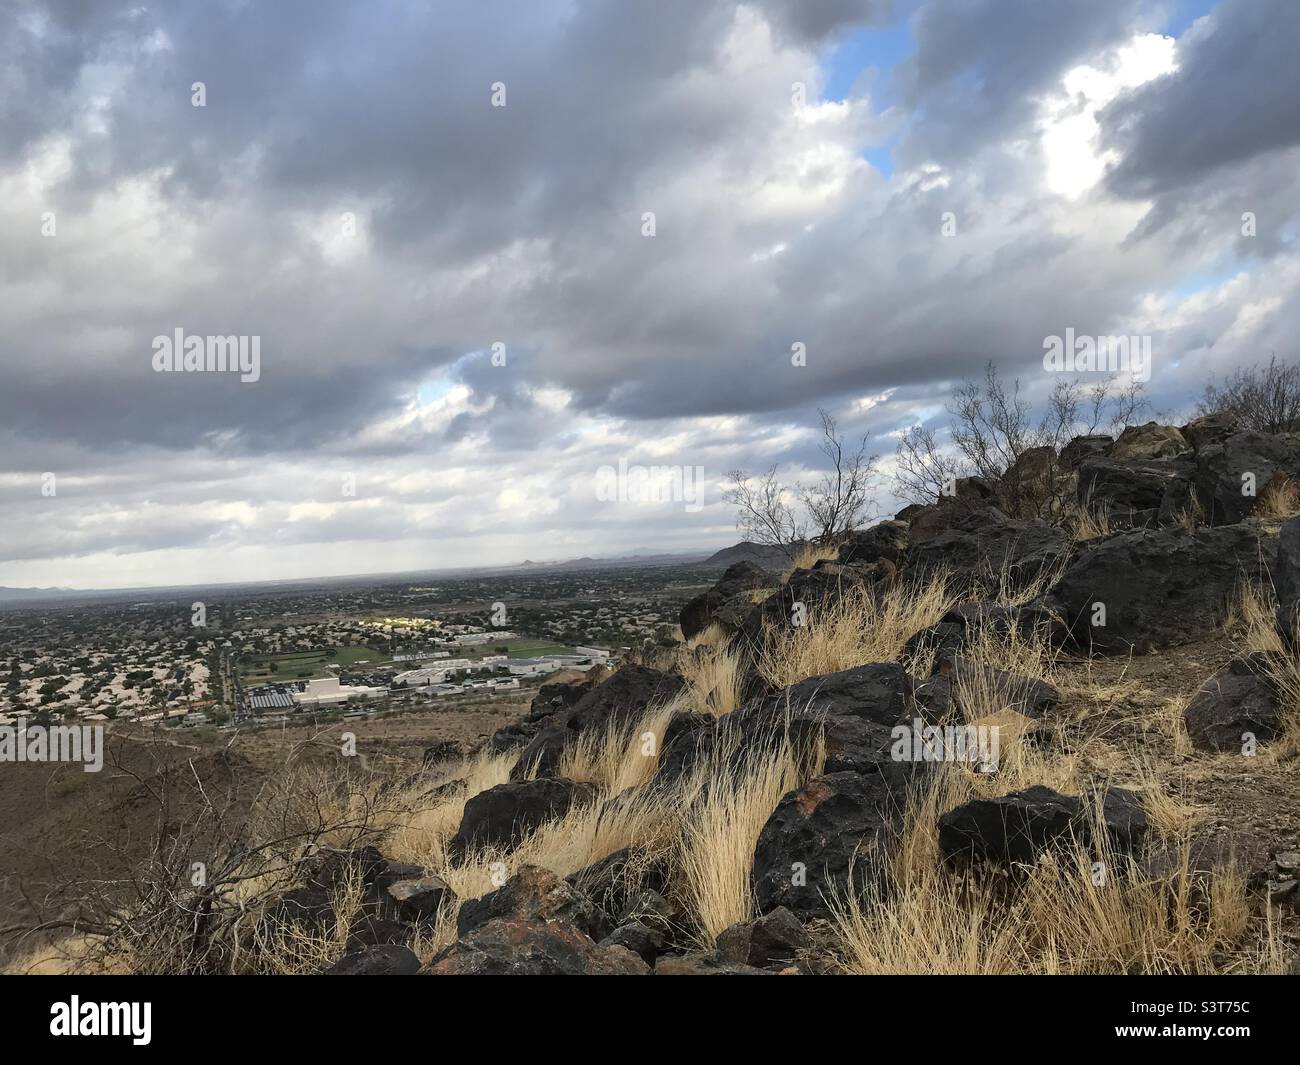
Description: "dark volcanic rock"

(1110, 422), (1191, 462)
(262, 847), (420, 943)
(1076, 456), (1193, 527)
(1060, 434), (1113, 470)
(1040, 523), (1275, 652)
(1184, 654), (1283, 752)
(1194, 430), (1300, 525)
(901, 620), (968, 667)
(457, 865), (606, 940)
(325, 943), (421, 975)
(1268, 514), (1300, 637)
(906, 506), (1068, 593)
(751, 771), (912, 920)
(567, 847), (670, 928)
(679, 561), (776, 640)
(938, 785), (1148, 864)
(654, 664), (924, 786)
(747, 662), (911, 725)
(450, 778), (596, 857)
(716, 907), (810, 968)
(912, 656), (1060, 722)
(508, 665), (684, 780)
(1182, 412), (1239, 452)
(837, 521), (910, 566)
(599, 921), (665, 965)
(425, 918), (650, 975)
(386, 876), (453, 924)
(566, 665), (685, 734)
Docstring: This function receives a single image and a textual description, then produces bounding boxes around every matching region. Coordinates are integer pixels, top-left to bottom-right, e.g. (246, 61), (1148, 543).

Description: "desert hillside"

(8, 414), (1300, 976)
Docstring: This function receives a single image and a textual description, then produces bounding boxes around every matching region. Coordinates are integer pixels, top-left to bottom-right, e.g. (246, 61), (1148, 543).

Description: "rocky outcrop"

(715, 907), (810, 968)
(906, 506), (1068, 593)
(1194, 430), (1300, 525)
(1039, 523), (1275, 652)
(938, 785), (1148, 864)
(1110, 422), (1191, 462)
(450, 778), (597, 857)
(505, 665), (684, 780)
(1076, 456), (1193, 527)
(679, 561), (776, 640)
(1183, 654), (1283, 752)
(750, 771), (910, 920)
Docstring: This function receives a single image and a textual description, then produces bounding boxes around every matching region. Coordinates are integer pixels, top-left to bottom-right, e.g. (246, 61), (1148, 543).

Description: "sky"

(2, 0), (1298, 590)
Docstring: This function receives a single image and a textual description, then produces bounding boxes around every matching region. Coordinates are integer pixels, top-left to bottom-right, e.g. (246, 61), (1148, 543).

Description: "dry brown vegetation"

(5, 570), (1293, 976)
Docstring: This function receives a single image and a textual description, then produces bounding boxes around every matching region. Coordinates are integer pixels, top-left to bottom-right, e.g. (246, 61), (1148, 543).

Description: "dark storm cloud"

(1101, 0), (1300, 198)
(2, 0), (1298, 585)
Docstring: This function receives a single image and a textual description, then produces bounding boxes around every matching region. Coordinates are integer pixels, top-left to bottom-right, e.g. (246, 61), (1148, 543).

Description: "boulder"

(906, 507), (1068, 593)
(386, 876), (453, 924)
(450, 778), (597, 856)
(938, 785), (1148, 864)
(655, 664), (926, 785)
(1268, 517), (1300, 624)
(566, 664), (685, 734)
(1076, 456), (1193, 527)
(1183, 655), (1283, 752)
(1039, 523), (1275, 652)
(324, 944), (421, 975)
(1110, 422), (1191, 462)
(457, 865), (606, 940)
(902, 601), (1026, 668)
(911, 656), (1060, 722)
(1182, 412), (1240, 452)
(1060, 435), (1113, 470)
(1194, 430), (1300, 525)
(751, 771), (910, 920)
(715, 907), (810, 968)
(837, 521), (910, 567)
(508, 665), (684, 780)
(599, 921), (665, 965)
(679, 562), (776, 640)
(746, 662), (911, 726)
(424, 918), (650, 975)
(567, 847), (670, 928)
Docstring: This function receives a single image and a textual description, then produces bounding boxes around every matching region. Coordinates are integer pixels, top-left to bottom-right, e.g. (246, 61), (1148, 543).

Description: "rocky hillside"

(11, 412), (1300, 976)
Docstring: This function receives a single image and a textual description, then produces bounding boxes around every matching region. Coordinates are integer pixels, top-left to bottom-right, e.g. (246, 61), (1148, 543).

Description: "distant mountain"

(703, 541), (793, 570)
(0, 586), (77, 602)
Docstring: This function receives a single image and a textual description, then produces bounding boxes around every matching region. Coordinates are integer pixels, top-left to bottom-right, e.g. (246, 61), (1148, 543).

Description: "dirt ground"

(0, 691), (529, 966)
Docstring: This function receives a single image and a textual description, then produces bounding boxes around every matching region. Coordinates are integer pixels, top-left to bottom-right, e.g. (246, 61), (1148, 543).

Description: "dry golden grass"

(559, 700), (678, 790)
(674, 641), (747, 718)
(1, 934), (125, 975)
(784, 541), (840, 579)
(1068, 497), (1116, 541)
(1254, 476), (1300, 520)
(1227, 581), (1300, 753)
(760, 574), (955, 688)
(684, 621), (727, 651)
(382, 748), (519, 873)
(827, 750), (1266, 975)
(676, 718), (823, 945)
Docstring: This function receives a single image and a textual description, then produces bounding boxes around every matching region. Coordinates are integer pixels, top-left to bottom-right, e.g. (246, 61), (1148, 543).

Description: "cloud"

(1, 0), (1297, 587)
